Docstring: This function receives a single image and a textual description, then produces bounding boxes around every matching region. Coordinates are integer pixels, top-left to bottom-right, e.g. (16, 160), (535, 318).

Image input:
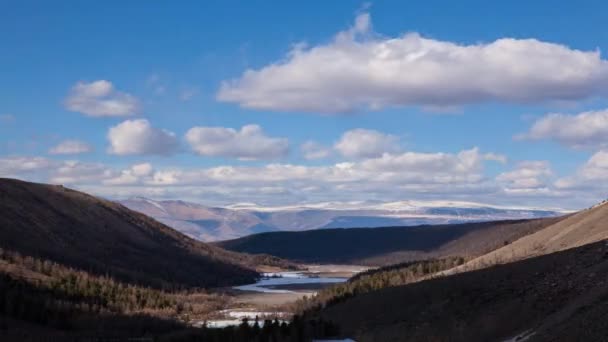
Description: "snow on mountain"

(119, 198), (566, 242)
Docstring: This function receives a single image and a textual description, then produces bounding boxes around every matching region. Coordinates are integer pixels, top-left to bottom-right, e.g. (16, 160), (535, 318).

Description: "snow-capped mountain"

(119, 197), (566, 241)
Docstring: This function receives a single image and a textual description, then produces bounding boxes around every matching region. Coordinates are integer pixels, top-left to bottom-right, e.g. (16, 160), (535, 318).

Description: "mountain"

(298, 201), (608, 341)
(218, 217), (563, 265)
(0, 178), (258, 288)
(313, 239), (608, 341)
(120, 197), (563, 241)
(119, 197), (273, 241)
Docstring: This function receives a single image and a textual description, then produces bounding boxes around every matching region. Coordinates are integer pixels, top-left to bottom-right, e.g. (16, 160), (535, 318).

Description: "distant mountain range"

(119, 197), (566, 241)
(3, 177), (608, 340)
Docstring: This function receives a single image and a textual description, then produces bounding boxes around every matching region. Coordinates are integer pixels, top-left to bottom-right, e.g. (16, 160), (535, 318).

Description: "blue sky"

(2, 0), (608, 209)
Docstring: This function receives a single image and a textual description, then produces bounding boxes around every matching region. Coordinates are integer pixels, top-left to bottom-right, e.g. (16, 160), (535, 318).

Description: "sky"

(2, 0), (608, 210)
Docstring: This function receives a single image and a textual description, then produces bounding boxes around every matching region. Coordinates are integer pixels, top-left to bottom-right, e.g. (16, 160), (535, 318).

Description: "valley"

(0, 178), (373, 340)
(203, 265), (366, 328)
(7, 2), (608, 340)
(2, 178), (608, 341)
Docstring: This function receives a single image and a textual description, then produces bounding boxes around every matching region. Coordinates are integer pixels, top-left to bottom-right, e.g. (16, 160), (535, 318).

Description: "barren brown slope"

(456, 201), (608, 271)
(0, 178), (258, 288)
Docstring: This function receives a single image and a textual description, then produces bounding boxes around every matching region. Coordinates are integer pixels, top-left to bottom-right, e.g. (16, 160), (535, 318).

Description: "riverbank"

(199, 264), (368, 328)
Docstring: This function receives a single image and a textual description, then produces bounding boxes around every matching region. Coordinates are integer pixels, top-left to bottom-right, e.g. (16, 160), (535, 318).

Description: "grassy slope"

(455, 201), (608, 271)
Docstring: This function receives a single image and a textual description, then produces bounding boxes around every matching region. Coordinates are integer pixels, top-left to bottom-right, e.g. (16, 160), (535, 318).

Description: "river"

(233, 271), (348, 293)
(199, 266), (367, 328)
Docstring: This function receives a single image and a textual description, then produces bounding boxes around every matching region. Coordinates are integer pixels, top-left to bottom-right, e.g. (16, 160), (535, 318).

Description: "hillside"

(218, 217), (563, 265)
(452, 201), (608, 272)
(296, 201), (608, 341)
(121, 197), (561, 241)
(313, 239), (608, 341)
(0, 178), (258, 288)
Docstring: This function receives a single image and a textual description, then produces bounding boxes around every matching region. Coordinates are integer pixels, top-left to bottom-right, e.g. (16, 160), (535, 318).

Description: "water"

(200, 270), (355, 328)
(233, 271), (348, 293)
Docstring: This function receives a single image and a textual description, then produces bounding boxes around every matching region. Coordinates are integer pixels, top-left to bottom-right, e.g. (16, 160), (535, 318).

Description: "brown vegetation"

(455, 201), (608, 272)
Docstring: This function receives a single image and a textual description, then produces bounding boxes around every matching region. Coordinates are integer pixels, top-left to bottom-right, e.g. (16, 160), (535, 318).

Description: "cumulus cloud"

(301, 141), (332, 160)
(3, 149), (600, 208)
(4, 148), (494, 192)
(185, 124), (289, 160)
(49, 161), (115, 184)
(49, 140), (93, 155)
(579, 151), (608, 179)
(497, 161), (553, 193)
(0, 157), (55, 177)
(556, 151), (608, 192)
(107, 119), (179, 156)
(518, 109), (608, 149)
(483, 153), (508, 164)
(104, 163), (153, 185)
(335, 129), (400, 158)
(145, 147), (491, 190)
(65, 80), (140, 117)
(218, 12), (608, 113)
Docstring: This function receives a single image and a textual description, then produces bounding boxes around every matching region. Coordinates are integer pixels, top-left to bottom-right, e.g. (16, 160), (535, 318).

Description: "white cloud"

(301, 141), (332, 160)
(579, 151), (608, 179)
(218, 12), (608, 113)
(0, 157), (55, 176)
(104, 163), (153, 185)
(142, 147), (490, 190)
(107, 119), (179, 156)
(358, 147), (486, 181)
(49, 140), (93, 155)
(11, 147), (493, 193)
(556, 151), (608, 192)
(518, 109), (608, 149)
(483, 152), (508, 164)
(131, 162), (153, 176)
(335, 128), (400, 158)
(2, 149), (599, 209)
(497, 161), (553, 193)
(65, 80), (140, 117)
(49, 161), (115, 184)
(185, 124), (289, 160)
